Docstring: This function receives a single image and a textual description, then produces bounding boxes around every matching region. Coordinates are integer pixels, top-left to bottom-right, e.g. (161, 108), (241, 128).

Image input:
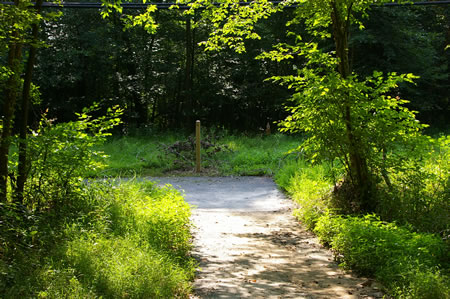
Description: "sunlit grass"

(274, 135), (450, 299)
(1, 181), (196, 298)
(93, 132), (302, 177)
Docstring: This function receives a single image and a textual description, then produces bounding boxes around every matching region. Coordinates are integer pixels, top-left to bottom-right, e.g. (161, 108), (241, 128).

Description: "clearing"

(151, 176), (384, 299)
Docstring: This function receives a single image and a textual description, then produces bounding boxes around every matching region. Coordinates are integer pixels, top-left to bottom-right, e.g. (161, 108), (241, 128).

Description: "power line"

(1, 0), (450, 10)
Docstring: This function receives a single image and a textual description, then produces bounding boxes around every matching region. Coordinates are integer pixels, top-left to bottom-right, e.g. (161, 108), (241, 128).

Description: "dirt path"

(151, 177), (384, 299)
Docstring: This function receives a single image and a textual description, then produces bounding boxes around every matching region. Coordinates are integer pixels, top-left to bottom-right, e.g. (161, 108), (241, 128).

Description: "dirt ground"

(150, 176), (385, 299)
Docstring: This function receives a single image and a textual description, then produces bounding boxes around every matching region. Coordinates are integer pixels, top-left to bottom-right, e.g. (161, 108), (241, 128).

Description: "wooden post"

(195, 120), (201, 172)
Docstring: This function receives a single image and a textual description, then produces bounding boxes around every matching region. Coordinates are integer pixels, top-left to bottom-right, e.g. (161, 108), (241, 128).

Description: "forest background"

(11, 1), (450, 132)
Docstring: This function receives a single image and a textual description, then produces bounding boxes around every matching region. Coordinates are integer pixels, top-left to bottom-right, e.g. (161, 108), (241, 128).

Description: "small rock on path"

(150, 176), (384, 299)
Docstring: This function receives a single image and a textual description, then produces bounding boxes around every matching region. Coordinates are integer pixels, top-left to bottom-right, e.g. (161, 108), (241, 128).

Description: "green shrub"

(65, 236), (192, 298)
(11, 104), (122, 210)
(105, 181), (193, 260)
(275, 159), (332, 229)
(314, 214), (449, 298)
(377, 135), (450, 235)
(35, 267), (96, 299)
(391, 266), (450, 299)
(1, 181), (195, 298)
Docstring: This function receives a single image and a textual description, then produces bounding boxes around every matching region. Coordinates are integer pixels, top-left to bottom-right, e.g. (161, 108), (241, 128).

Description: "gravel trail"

(150, 176), (384, 299)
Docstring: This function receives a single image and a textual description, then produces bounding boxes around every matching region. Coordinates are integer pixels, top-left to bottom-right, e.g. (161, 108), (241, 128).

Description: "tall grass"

(94, 132), (302, 176)
(1, 181), (196, 298)
(274, 136), (450, 298)
(216, 134), (301, 175)
(91, 133), (186, 177)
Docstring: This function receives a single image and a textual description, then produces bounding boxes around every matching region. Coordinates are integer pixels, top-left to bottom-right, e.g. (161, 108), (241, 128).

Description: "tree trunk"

(331, 1), (373, 210)
(184, 18), (194, 125)
(16, 0), (43, 203)
(0, 0), (23, 202)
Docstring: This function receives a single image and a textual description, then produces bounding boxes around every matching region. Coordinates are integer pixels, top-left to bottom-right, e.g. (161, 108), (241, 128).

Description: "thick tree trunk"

(0, 0), (23, 202)
(16, 0), (43, 203)
(331, 1), (373, 210)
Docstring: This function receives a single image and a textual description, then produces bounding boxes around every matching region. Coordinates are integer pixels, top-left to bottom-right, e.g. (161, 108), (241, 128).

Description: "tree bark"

(331, 0), (372, 210)
(184, 18), (194, 125)
(16, 0), (43, 203)
(0, 0), (23, 202)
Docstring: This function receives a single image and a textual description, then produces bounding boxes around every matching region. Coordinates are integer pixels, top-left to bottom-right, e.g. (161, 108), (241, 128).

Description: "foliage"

(94, 132), (300, 176)
(351, 6), (449, 128)
(104, 181), (193, 259)
(314, 214), (449, 298)
(0, 0), (63, 202)
(179, 0), (280, 53)
(25, 1), (447, 131)
(0, 1), (50, 49)
(1, 181), (195, 298)
(275, 133), (450, 298)
(34, 6), (294, 131)
(100, 0), (158, 33)
(274, 158), (332, 229)
(274, 57), (425, 175)
(255, 1), (429, 210)
(167, 0), (444, 212)
(376, 135), (450, 235)
(9, 104), (123, 209)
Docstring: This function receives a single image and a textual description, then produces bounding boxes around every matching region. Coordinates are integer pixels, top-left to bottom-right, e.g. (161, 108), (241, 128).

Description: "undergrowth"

(64, 129), (450, 298)
(274, 135), (450, 298)
(94, 132), (301, 176)
(90, 133), (185, 177)
(0, 181), (195, 298)
(315, 215), (449, 299)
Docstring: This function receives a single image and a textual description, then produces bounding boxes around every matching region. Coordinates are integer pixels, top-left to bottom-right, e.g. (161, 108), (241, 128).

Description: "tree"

(0, 0), (60, 202)
(172, 0), (427, 211)
(1, 0), (37, 201)
(350, 5), (449, 128)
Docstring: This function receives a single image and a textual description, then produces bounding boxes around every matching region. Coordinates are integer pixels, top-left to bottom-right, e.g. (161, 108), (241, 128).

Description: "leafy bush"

(1, 181), (195, 298)
(314, 214), (449, 298)
(104, 181), (193, 260)
(377, 135), (450, 235)
(275, 158), (332, 229)
(10, 104), (122, 209)
(275, 136), (449, 298)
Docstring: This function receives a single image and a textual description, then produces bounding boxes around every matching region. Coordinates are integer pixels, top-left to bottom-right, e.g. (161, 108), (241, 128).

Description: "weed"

(94, 132), (302, 176)
(314, 214), (449, 298)
(1, 181), (195, 298)
(274, 134), (449, 298)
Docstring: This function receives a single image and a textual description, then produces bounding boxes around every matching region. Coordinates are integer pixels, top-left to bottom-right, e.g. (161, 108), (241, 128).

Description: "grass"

(4, 129), (448, 298)
(1, 181), (196, 298)
(92, 132), (302, 177)
(90, 133), (186, 177)
(315, 214), (449, 299)
(274, 137), (450, 298)
(215, 134), (302, 175)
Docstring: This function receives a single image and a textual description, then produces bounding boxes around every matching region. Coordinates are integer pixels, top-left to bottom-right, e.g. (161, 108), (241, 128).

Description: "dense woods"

(11, 3), (448, 132)
(0, 0), (449, 298)
(33, 7), (293, 130)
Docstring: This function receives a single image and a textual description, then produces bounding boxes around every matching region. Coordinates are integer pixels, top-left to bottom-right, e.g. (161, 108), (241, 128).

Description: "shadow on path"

(148, 177), (383, 299)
